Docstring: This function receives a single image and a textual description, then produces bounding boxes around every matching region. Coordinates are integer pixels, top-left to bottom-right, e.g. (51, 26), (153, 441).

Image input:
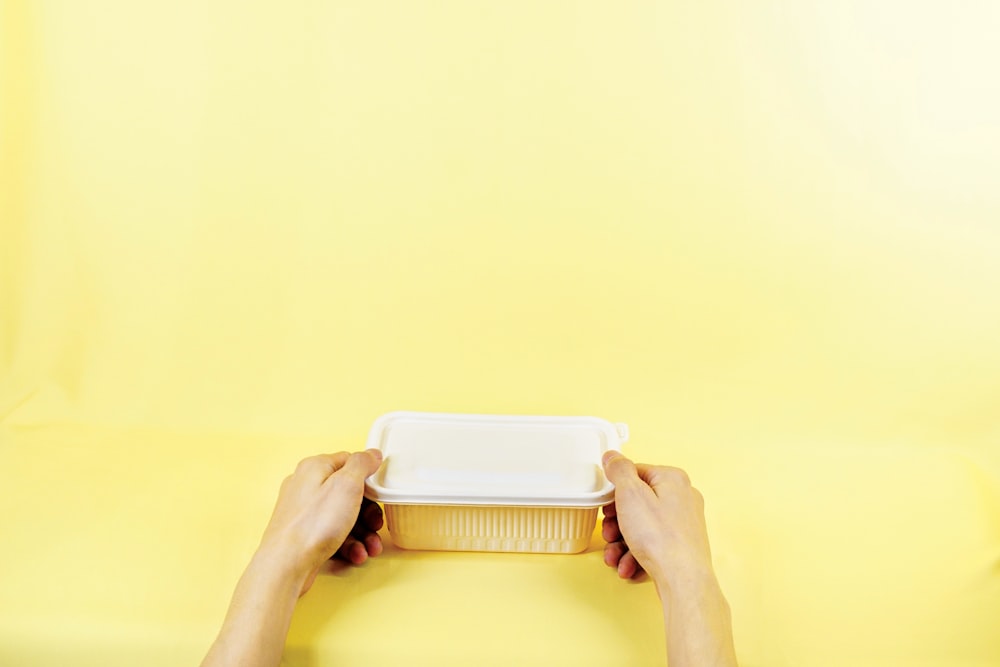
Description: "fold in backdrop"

(2, 1), (999, 665)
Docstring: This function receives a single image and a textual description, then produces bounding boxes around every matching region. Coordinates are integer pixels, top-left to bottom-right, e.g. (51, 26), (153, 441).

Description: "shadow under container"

(363, 412), (629, 554)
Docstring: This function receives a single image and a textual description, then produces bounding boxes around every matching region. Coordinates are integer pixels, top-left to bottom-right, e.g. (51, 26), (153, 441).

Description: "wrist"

(654, 563), (738, 667)
(205, 543), (308, 667)
(249, 542), (313, 592)
(651, 562), (723, 605)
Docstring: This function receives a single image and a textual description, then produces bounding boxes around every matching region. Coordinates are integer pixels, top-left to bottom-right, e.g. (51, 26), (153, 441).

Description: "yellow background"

(2, 1), (999, 665)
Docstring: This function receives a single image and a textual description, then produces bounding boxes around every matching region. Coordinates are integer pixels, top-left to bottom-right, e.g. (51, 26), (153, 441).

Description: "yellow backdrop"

(2, 1), (998, 665)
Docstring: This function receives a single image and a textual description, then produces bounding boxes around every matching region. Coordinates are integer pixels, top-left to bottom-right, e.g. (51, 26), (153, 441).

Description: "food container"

(363, 411), (629, 554)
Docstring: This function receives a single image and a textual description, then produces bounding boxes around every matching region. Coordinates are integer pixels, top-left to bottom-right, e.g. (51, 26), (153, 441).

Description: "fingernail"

(367, 448), (383, 462)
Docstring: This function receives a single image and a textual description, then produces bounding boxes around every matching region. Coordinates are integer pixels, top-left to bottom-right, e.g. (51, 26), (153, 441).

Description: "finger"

(602, 501), (617, 518)
(637, 463), (691, 493)
(350, 520), (378, 542)
(348, 514), (381, 543)
(362, 532), (383, 558)
(347, 500), (383, 541)
(330, 449), (383, 485)
(350, 501), (384, 557)
(604, 540), (627, 568)
(601, 515), (622, 543)
(336, 535), (368, 565)
(602, 451), (639, 486)
(617, 550), (642, 579)
(360, 498), (384, 532)
(295, 452), (351, 483)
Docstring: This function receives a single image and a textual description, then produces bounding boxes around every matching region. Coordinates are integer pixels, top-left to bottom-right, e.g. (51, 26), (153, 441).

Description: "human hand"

(257, 450), (384, 596)
(600, 451), (714, 590)
(600, 452), (738, 666)
(202, 450), (385, 667)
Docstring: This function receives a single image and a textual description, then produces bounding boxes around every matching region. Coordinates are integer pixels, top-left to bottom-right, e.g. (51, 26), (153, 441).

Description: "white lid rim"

(363, 487), (615, 509)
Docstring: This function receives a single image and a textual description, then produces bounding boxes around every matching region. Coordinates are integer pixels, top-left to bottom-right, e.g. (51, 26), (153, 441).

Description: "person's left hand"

(257, 450), (384, 596)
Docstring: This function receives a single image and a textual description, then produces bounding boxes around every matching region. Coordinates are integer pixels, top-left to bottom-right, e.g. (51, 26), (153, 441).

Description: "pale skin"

(201, 450), (385, 667)
(202, 449), (737, 666)
(601, 451), (738, 667)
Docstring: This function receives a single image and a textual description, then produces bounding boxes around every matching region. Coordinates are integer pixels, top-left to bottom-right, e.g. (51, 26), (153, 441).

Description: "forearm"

(202, 548), (306, 667)
(656, 571), (738, 667)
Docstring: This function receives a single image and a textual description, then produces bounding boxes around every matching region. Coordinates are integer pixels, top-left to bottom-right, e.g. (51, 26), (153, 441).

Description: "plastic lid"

(363, 412), (628, 507)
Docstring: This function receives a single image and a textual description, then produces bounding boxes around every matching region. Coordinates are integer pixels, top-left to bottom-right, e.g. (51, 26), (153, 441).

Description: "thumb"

(602, 450), (638, 486)
(339, 449), (383, 481)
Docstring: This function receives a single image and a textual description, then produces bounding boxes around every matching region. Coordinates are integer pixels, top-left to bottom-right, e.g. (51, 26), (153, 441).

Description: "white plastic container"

(363, 411), (628, 554)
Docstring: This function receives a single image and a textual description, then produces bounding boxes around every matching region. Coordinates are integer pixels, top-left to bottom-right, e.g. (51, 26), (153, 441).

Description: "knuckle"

(295, 455), (323, 473)
(606, 458), (635, 481)
(663, 466), (691, 487)
(341, 454), (369, 477)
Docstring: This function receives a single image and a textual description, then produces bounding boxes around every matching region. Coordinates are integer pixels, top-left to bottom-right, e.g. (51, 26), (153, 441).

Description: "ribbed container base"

(384, 504), (598, 553)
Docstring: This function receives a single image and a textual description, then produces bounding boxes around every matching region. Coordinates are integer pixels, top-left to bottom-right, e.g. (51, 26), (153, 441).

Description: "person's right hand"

(600, 451), (715, 589)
